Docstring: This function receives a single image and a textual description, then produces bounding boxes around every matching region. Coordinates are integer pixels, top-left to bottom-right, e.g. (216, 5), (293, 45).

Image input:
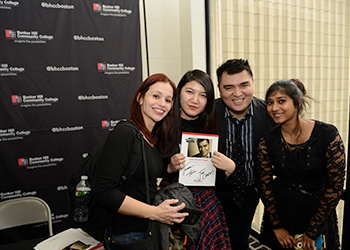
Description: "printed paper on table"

(179, 132), (218, 186)
(34, 228), (105, 250)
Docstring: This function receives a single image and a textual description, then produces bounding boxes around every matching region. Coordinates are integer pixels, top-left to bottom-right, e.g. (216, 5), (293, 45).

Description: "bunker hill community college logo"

(97, 62), (135, 75)
(5, 29), (16, 38)
(101, 119), (124, 130)
(18, 158), (28, 166)
(92, 2), (132, 17)
(93, 3), (102, 11)
(11, 95), (22, 103)
(18, 155), (64, 169)
(101, 120), (111, 128)
(97, 62), (107, 71)
(11, 94), (59, 108)
(5, 28), (54, 43)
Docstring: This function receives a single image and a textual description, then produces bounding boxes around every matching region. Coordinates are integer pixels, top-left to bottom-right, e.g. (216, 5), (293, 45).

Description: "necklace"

(281, 120), (305, 151)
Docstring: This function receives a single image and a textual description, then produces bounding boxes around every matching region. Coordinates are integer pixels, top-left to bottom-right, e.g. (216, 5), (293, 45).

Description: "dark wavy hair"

(129, 73), (177, 157)
(216, 59), (253, 86)
(167, 70), (219, 156)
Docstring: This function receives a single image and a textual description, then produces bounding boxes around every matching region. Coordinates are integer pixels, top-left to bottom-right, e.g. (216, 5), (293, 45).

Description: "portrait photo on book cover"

(188, 137), (213, 158)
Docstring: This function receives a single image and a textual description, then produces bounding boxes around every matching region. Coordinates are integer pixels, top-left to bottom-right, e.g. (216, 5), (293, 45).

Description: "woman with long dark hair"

(163, 69), (235, 250)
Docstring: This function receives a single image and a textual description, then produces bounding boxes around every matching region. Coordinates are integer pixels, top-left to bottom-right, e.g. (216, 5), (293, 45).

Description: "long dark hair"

(129, 73), (177, 157)
(167, 70), (219, 155)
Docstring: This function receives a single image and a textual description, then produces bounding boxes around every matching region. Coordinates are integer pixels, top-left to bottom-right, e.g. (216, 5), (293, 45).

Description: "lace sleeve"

(306, 132), (346, 239)
(257, 137), (282, 229)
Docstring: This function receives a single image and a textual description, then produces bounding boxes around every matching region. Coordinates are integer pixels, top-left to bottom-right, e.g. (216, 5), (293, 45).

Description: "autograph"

(183, 162), (196, 177)
(182, 162), (215, 182)
(195, 169), (214, 182)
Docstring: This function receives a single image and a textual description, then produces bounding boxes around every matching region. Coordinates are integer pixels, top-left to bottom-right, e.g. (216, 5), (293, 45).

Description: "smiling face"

(266, 90), (298, 125)
(138, 81), (174, 131)
(218, 70), (254, 120)
(198, 139), (210, 157)
(179, 80), (207, 120)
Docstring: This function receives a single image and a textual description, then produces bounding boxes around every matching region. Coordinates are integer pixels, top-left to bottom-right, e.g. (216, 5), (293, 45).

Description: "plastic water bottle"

(73, 175), (91, 223)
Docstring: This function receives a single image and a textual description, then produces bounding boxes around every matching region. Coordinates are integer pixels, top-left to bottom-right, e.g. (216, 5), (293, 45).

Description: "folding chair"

(0, 196), (53, 236)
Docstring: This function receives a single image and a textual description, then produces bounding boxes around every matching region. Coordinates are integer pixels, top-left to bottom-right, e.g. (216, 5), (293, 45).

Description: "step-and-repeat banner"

(0, 0), (142, 238)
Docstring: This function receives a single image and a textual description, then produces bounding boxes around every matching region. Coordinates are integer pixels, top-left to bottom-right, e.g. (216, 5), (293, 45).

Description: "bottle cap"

(81, 175), (88, 180)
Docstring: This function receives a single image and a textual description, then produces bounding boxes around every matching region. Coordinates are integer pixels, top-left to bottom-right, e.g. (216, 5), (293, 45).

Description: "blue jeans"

(104, 231), (147, 250)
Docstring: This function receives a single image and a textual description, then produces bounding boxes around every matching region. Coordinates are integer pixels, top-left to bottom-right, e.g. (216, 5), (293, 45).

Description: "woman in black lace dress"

(256, 79), (345, 250)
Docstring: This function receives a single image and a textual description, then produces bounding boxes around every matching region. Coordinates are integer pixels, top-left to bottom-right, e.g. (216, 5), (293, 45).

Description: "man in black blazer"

(215, 59), (273, 250)
(192, 138), (212, 158)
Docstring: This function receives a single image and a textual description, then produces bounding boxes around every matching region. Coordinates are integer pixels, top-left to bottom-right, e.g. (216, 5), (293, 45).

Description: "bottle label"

(294, 234), (303, 250)
(294, 234), (325, 250)
(76, 190), (89, 197)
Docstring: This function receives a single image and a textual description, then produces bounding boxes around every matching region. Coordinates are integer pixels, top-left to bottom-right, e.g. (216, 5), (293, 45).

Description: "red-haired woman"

(94, 74), (188, 249)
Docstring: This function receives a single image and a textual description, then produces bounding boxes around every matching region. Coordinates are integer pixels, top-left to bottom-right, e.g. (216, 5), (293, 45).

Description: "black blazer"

(215, 97), (274, 190)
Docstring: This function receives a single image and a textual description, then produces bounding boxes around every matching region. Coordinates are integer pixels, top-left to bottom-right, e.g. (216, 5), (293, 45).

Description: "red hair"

(129, 74), (177, 157)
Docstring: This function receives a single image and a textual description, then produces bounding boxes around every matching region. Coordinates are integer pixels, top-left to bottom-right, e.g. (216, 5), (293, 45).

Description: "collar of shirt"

(224, 103), (254, 122)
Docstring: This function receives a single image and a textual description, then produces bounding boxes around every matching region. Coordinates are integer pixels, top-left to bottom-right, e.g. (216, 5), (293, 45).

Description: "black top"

(257, 120), (345, 240)
(94, 123), (163, 234)
(181, 118), (204, 133)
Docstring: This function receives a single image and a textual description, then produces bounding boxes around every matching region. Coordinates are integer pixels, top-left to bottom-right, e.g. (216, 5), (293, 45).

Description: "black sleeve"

(215, 169), (233, 186)
(305, 126), (346, 239)
(93, 124), (136, 211)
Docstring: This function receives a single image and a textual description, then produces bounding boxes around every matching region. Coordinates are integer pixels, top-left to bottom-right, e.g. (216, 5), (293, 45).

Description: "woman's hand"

(151, 199), (188, 225)
(300, 233), (316, 250)
(273, 228), (296, 249)
(211, 151), (236, 177)
(167, 153), (186, 173)
(119, 196), (188, 225)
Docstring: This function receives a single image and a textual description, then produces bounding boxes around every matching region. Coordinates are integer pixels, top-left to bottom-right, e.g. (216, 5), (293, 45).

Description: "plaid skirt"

(188, 187), (231, 250)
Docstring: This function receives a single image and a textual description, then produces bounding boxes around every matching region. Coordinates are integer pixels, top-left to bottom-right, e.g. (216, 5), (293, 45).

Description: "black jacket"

(215, 97), (274, 192)
(154, 183), (201, 249)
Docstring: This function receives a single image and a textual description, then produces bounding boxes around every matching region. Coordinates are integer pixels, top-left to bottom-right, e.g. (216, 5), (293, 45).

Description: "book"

(34, 228), (105, 250)
(179, 132), (219, 186)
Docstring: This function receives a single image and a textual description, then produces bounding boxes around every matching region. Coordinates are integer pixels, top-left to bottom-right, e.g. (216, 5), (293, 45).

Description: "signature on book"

(182, 161), (214, 182)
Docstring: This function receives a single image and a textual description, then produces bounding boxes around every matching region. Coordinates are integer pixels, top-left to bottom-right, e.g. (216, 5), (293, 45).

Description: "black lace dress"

(256, 120), (345, 250)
